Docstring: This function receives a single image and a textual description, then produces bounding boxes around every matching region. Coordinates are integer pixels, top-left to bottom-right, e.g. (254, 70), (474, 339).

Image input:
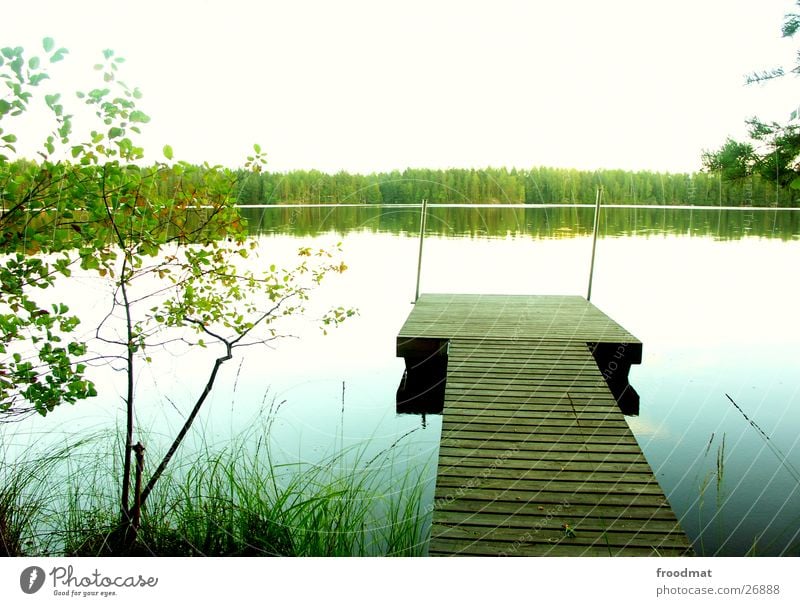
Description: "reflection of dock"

(396, 294), (692, 556)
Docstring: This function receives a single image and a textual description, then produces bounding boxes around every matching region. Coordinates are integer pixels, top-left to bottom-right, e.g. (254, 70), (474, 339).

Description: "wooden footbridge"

(396, 294), (692, 556)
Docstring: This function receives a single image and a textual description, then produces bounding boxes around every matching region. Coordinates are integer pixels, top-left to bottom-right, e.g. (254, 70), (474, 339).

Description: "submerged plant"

(695, 432), (727, 556)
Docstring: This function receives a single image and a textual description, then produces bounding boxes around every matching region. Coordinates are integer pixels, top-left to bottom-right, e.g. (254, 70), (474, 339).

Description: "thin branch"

(139, 340), (232, 506)
(184, 317), (228, 344)
(227, 334), (295, 350)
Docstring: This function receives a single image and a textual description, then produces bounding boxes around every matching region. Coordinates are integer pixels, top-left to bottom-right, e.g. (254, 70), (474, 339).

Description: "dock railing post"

(587, 186), (603, 301)
(414, 198), (428, 303)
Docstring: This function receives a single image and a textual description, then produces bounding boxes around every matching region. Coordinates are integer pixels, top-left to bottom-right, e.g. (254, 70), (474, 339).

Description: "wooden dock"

(396, 294), (692, 556)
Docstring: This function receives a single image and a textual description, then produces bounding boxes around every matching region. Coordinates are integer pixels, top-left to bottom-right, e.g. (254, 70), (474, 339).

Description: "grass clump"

(2, 429), (433, 557)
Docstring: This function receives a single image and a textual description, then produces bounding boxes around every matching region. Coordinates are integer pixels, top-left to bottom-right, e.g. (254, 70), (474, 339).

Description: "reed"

(695, 432), (727, 556)
(1, 423), (432, 556)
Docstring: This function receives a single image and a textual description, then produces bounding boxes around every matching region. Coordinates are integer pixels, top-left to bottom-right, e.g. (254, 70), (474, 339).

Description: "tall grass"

(1, 435), (102, 555)
(696, 432), (726, 556)
(1, 424), (433, 556)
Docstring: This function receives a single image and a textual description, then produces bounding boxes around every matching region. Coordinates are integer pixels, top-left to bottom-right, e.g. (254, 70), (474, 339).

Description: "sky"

(2, 0), (798, 174)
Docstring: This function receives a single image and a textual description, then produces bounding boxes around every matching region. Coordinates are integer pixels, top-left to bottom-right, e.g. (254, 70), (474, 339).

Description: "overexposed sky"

(3, 0), (797, 173)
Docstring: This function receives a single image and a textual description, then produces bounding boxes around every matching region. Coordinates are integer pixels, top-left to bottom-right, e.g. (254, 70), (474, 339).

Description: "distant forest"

(236, 166), (797, 207)
(4, 160), (796, 207)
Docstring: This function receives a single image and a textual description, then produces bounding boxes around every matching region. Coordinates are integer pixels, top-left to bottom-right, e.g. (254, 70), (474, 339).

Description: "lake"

(244, 203), (800, 556)
(5, 204), (799, 556)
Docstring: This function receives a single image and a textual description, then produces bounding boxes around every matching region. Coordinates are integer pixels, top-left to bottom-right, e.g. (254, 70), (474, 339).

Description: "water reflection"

(240, 204), (800, 242)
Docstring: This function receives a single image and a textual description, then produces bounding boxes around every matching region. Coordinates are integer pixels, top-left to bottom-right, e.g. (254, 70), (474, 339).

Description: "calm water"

(242, 204), (800, 556)
(6, 204), (800, 556)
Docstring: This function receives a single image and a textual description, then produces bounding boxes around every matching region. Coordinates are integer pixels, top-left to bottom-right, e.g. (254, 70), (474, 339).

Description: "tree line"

(6, 161), (795, 210)
(236, 166), (797, 207)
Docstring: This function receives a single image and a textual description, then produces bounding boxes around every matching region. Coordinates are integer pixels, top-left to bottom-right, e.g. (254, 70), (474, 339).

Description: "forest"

(237, 166), (796, 207)
(4, 160), (794, 208)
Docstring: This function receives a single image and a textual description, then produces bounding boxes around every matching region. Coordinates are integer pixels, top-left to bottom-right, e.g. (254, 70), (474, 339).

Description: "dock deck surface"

(397, 294), (692, 556)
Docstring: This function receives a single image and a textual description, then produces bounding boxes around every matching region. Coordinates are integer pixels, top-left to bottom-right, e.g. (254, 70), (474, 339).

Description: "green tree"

(702, 138), (757, 181)
(703, 2), (800, 200)
(1, 42), (354, 546)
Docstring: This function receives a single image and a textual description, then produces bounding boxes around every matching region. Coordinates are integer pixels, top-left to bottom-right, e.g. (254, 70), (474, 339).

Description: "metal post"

(414, 199), (428, 303)
(586, 186), (603, 301)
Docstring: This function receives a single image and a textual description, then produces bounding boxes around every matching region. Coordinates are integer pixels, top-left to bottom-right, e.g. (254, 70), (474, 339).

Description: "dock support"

(414, 199), (428, 303)
(587, 186), (603, 301)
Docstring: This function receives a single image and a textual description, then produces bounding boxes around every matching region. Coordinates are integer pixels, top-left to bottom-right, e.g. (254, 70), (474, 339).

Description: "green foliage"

(702, 138), (756, 181)
(705, 3), (800, 194)
(1, 42), (90, 417)
(1, 43), (354, 538)
(230, 165), (796, 207)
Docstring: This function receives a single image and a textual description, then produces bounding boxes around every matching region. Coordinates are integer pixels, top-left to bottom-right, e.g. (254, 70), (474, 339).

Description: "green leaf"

(254, 143), (261, 153)
(790, 177), (800, 190)
(129, 110), (150, 123)
(51, 48), (68, 63)
(43, 37), (55, 53)
(29, 73), (49, 85)
(163, 144), (173, 160)
(88, 88), (110, 100)
(28, 56), (40, 70)
(103, 49), (114, 59)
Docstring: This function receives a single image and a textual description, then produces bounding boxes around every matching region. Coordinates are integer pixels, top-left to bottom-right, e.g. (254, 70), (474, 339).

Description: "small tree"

(0, 41), (354, 544)
(702, 2), (800, 196)
(701, 138), (757, 182)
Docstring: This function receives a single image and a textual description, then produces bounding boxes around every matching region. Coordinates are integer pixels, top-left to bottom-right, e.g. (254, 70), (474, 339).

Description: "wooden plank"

(442, 415), (632, 428)
(437, 467), (668, 484)
(434, 476), (667, 495)
(437, 446), (650, 463)
(440, 431), (640, 445)
(442, 422), (634, 435)
(436, 456), (655, 474)
(430, 529), (689, 550)
(434, 498), (681, 521)
(428, 538), (689, 557)
(432, 510), (686, 533)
